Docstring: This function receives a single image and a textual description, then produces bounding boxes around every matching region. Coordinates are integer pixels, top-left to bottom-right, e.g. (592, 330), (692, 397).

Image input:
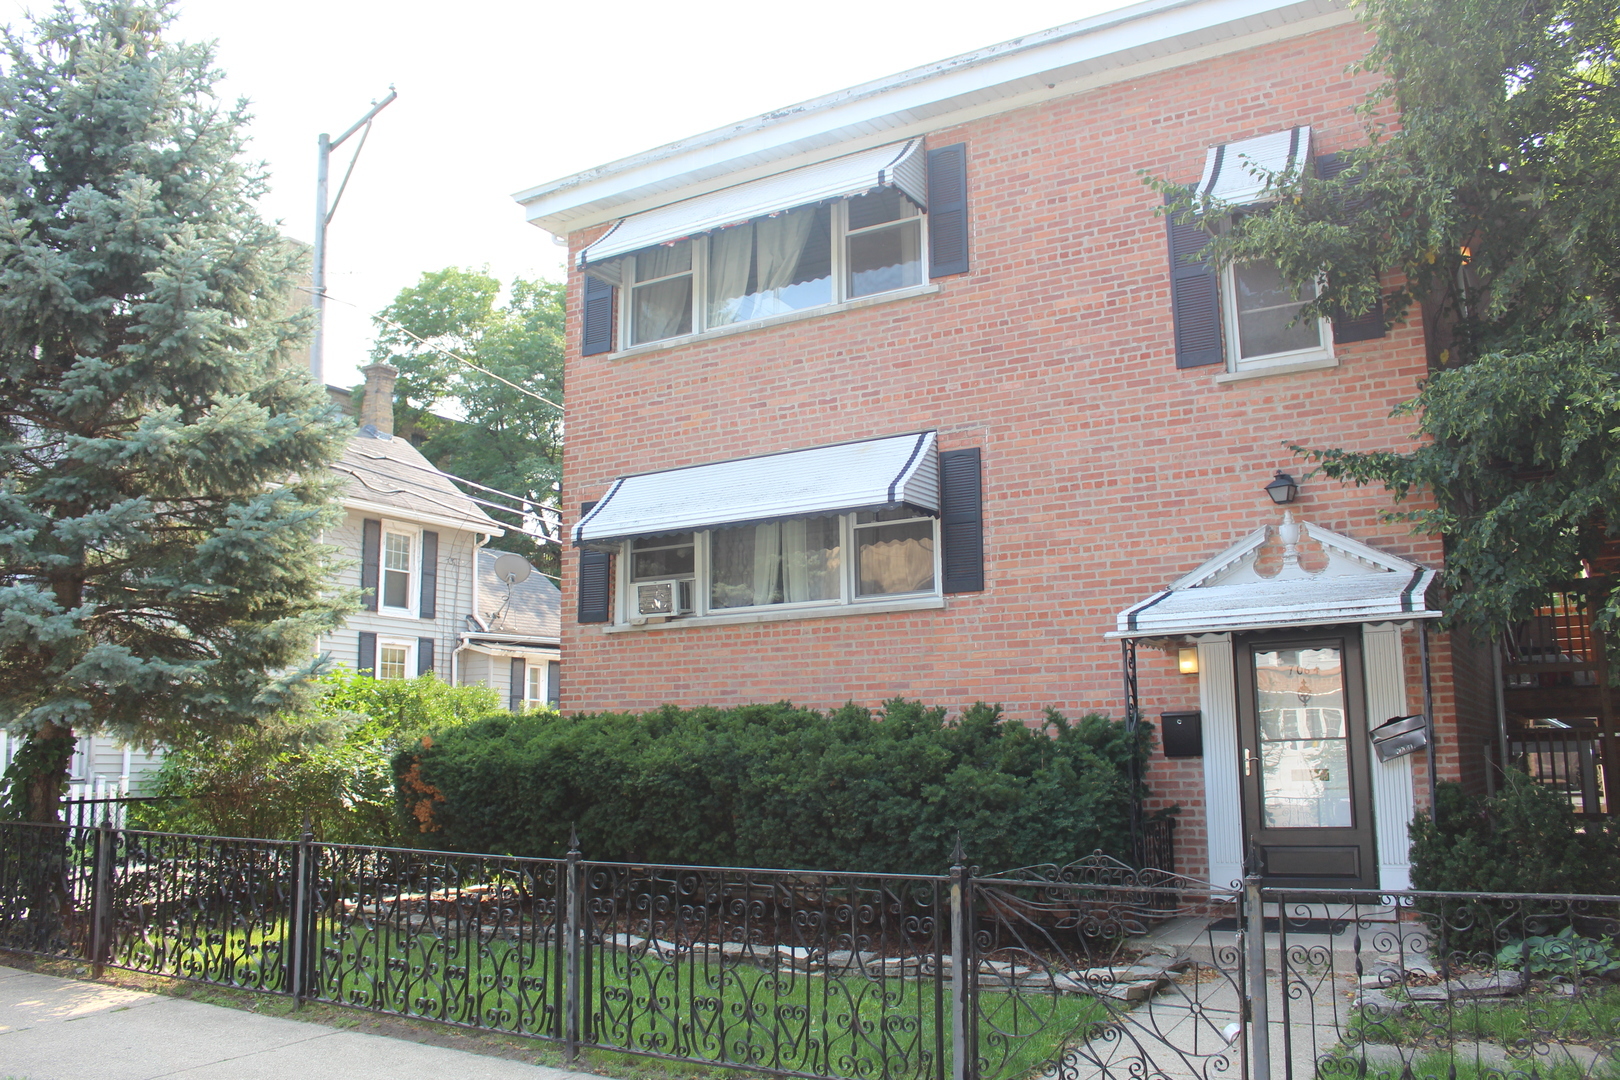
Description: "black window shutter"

(545, 661), (560, 707)
(357, 631), (376, 676)
(510, 657), (526, 711)
(1166, 193), (1224, 368)
(360, 519), (382, 611)
(1315, 152), (1386, 344)
(417, 637), (435, 677)
(577, 500), (612, 624)
(927, 143), (970, 279)
(582, 274), (615, 356)
(419, 530), (438, 619)
(939, 447), (984, 593)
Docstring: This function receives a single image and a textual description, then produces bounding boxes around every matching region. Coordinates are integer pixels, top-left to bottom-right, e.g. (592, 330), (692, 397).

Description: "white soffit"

(579, 141), (926, 268)
(1109, 515), (1442, 638)
(516, 0), (1352, 236)
(1198, 125), (1312, 206)
(574, 432), (939, 546)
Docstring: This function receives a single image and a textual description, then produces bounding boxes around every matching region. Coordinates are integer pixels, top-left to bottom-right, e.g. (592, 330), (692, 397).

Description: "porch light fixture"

(1178, 647), (1199, 675)
(1265, 472), (1299, 505)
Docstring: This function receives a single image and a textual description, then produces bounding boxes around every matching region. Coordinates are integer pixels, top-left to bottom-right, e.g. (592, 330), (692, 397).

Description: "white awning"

(1198, 125), (1311, 207)
(579, 140), (927, 269)
(1112, 569), (1440, 638)
(1108, 516), (1442, 639)
(574, 432), (939, 546)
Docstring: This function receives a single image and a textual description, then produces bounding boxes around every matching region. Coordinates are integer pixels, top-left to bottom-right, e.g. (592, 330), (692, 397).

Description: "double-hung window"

(581, 140), (947, 353)
(381, 529), (414, 614)
(1223, 256), (1331, 370)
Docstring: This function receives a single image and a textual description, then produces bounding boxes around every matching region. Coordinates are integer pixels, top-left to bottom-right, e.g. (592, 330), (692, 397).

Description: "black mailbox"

(1161, 710), (1203, 758)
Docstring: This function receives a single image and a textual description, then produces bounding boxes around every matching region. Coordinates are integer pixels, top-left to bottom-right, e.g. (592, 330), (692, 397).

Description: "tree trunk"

(25, 721), (74, 823)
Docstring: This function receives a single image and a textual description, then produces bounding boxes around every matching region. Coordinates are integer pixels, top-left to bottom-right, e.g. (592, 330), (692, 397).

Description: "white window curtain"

(708, 224), (755, 327)
(633, 244), (693, 343)
(711, 517), (841, 608)
(707, 206), (820, 326)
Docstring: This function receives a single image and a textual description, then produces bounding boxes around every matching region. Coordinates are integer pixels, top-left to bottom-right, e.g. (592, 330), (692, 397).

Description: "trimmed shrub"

(1410, 771), (1620, 896)
(394, 700), (1157, 876)
(1409, 771), (1620, 954)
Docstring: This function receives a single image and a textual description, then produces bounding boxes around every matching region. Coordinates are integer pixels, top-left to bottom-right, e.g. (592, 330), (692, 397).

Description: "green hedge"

(395, 700), (1155, 876)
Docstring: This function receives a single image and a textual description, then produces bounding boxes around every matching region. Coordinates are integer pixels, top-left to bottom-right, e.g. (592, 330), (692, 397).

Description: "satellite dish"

(492, 552), (533, 585)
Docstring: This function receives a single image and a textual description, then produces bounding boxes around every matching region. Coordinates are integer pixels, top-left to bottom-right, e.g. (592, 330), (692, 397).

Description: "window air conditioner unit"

(634, 579), (685, 619)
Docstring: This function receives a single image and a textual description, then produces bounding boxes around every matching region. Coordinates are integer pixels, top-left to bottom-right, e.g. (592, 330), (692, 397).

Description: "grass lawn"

(76, 922), (1116, 1080)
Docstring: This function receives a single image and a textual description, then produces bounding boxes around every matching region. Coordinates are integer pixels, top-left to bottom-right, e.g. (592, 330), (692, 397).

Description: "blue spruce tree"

(0, 1), (353, 821)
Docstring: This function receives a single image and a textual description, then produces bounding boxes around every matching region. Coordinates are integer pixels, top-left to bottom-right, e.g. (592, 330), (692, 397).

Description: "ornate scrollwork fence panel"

(1271, 886), (1620, 1080)
(971, 855), (1246, 1080)
(103, 828), (297, 990)
(0, 821), (98, 959)
(305, 843), (565, 1036)
(578, 861), (948, 1080)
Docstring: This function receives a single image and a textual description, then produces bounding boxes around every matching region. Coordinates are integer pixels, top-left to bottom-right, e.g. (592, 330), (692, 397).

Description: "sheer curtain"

(707, 225), (754, 327)
(632, 244), (692, 343)
(754, 208), (816, 300)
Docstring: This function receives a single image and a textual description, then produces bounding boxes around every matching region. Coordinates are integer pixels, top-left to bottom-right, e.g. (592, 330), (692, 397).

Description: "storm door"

(1235, 630), (1377, 889)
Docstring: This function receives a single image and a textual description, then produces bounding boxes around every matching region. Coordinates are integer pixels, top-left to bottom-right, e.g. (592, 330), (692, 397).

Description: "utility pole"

(310, 88), (398, 384)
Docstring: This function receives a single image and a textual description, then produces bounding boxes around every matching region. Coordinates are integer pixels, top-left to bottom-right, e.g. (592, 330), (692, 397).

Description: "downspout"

(452, 532), (492, 686)
(1420, 620), (1438, 808)
(1492, 632), (1509, 795)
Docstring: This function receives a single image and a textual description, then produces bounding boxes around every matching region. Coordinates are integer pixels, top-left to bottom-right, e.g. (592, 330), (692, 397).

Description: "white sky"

(4, 1), (1133, 387)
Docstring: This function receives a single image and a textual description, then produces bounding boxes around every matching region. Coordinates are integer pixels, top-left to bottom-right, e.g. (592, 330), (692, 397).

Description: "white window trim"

(613, 194), (930, 354)
(378, 521), (418, 619)
(375, 637), (417, 681)
(613, 511), (943, 629)
(1219, 261), (1335, 376)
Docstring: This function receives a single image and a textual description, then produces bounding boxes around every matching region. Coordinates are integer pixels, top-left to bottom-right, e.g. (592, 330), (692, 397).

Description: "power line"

(335, 455), (561, 545)
(310, 287), (563, 412)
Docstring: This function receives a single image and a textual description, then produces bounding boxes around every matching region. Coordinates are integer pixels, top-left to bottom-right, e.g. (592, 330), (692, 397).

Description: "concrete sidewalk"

(0, 963), (593, 1080)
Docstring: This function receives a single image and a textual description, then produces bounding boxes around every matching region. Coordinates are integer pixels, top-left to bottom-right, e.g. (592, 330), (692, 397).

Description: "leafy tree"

(369, 267), (565, 573)
(0, 1), (351, 822)
(1160, 0), (1620, 633)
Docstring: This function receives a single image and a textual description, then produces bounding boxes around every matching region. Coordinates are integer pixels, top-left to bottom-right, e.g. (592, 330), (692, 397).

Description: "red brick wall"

(557, 22), (1453, 813)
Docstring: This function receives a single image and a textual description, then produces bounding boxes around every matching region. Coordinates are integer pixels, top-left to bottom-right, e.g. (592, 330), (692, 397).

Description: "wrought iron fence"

(3, 819), (1619, 1080)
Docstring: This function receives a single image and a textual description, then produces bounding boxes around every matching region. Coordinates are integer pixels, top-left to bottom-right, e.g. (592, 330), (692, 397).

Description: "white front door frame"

(1198, 624), (1417, 890)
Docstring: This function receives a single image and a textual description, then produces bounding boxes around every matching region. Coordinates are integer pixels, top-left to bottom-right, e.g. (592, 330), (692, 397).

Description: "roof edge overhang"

(515, 0), (1353, 237)
(341, 496), (505, 537)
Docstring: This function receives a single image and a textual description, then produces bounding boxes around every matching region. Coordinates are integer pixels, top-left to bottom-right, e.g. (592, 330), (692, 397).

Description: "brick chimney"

(359, 362), (398, 436)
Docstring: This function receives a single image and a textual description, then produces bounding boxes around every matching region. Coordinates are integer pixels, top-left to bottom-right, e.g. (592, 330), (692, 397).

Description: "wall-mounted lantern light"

(1178, 647), (1200, 675)
(1265, 471), (1299, 505)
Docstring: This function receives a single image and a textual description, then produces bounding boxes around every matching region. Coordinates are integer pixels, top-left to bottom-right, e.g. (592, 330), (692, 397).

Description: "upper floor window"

(579, 140), (971, 356)
(1168, 126), (1374, 374)
(1223, 259), (1331, 371)
(616, 190), (925, 348)
(381, 530), (414, 614)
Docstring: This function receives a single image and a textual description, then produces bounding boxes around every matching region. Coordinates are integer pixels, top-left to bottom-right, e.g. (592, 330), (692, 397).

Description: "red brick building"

(514, 0), (1506, 890)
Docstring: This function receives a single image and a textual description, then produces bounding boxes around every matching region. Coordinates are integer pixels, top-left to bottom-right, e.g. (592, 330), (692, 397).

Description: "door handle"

(1243, 748), (1255, 777)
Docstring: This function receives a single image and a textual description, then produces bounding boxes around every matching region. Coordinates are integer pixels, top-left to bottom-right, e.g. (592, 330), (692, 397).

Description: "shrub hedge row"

(395, 700), (1154, 876)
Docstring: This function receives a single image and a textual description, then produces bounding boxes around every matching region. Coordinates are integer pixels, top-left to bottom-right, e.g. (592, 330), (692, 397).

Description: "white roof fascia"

(342, 496), (506, 538)
(516, 0), (1352, 237)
